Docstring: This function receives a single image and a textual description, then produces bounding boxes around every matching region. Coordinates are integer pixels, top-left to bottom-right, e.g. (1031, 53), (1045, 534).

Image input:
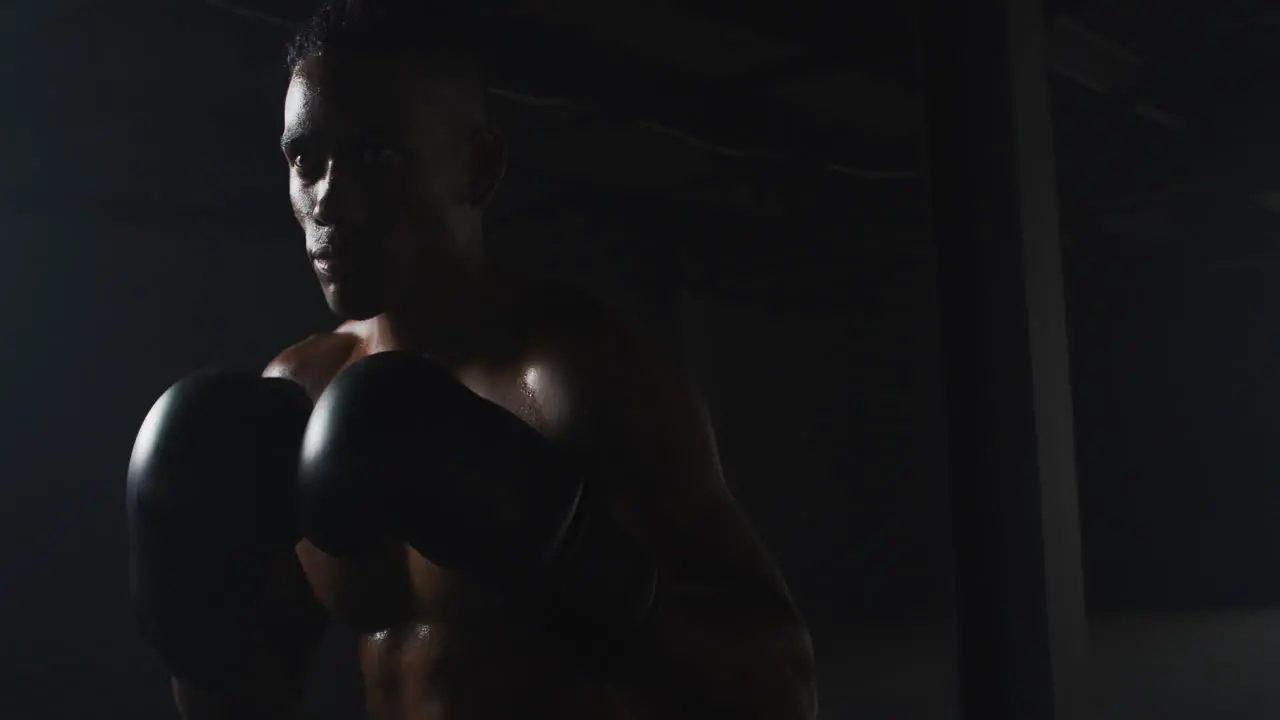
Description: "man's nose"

(311, 160), (367, 227)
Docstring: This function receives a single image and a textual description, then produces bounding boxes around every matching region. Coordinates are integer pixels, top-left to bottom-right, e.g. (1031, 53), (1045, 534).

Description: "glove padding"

(298, 351), (657, 633)
(127, 371), (313, 682)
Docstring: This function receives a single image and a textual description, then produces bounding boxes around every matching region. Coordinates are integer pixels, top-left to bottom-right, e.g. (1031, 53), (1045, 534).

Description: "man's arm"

(170, 551), (326, 720)
(564, 322), (818, 720)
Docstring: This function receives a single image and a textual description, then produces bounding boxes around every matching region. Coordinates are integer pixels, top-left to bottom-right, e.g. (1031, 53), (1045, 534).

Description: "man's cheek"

(384, 227), (424, 268)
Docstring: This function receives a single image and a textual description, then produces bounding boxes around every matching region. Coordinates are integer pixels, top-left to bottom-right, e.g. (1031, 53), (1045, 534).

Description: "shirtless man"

(125, 2), (816, 718)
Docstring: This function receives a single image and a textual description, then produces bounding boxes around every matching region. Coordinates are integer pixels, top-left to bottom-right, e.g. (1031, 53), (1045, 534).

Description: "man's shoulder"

(513, 280), (682, 394)
(262, 324), (363, 398)
(514, 281), (640, 364)
(516, 278), (651, 345)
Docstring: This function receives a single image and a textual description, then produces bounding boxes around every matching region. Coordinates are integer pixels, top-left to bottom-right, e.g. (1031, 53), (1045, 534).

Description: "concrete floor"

(815, 610), (1280, 718)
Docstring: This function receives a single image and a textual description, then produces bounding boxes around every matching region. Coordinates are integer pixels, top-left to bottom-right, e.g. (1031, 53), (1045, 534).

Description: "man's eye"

(292, 154), (322, 175)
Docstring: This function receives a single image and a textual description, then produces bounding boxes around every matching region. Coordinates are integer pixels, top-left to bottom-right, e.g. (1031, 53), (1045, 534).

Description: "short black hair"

(285, 0), (484, 86)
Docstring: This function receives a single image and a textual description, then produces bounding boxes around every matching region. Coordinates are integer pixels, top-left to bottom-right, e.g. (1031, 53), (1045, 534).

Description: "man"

(126, 1), (817, 718)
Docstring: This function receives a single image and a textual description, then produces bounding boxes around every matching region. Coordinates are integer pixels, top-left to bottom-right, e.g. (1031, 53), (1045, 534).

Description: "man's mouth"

(310, 247), (345, 278)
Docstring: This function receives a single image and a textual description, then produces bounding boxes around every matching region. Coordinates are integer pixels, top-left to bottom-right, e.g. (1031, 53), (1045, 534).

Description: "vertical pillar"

(919, 0), (1089, 718)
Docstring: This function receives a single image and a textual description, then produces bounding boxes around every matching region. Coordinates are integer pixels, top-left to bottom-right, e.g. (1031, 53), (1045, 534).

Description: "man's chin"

(323, 287), (385, 322)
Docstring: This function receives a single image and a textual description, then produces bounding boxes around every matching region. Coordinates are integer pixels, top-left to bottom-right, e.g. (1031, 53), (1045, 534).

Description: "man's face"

(282, 53), (485, 320)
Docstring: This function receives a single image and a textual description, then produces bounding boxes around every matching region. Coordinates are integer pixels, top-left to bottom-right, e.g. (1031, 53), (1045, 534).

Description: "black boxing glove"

(297, 351), (657, 637)
(126, 370), (314, 683)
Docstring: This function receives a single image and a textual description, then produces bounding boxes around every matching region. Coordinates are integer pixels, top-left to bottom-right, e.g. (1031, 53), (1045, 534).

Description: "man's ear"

(467, 125), (506, 208)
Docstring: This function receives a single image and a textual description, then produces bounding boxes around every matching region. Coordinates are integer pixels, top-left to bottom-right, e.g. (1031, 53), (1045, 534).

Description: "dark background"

(6, 0), (1280, 717)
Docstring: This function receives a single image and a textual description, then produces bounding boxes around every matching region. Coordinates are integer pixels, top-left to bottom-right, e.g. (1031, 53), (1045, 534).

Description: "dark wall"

(4, 204), (329, 717)
(1065, 198), (1280, 612)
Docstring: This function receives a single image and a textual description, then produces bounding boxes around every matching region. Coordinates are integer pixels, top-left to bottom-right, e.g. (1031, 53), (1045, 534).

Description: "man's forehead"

(289, 55), (422, 105)
(284, 55), (437, 137)
(292, 52), (448, 98)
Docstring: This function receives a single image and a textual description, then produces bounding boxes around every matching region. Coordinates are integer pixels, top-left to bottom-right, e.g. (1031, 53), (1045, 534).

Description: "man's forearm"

(615, 582), (818, 720)
(170, 569), (326, 720)
(170, 633), (317, 720)
(173, 672), (304, 720)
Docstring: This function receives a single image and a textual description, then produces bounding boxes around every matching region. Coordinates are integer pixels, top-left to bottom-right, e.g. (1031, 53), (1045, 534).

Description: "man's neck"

(372, 265), (509, 364)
